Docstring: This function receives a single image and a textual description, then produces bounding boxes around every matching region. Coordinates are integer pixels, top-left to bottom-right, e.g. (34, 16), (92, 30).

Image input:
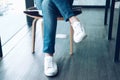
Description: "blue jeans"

(35, 0), (75, 54)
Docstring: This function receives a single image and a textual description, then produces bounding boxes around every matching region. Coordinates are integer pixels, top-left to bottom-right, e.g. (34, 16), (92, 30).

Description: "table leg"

(0, 37), (3, 58)
(114, 6), (120, 62)
(108, 0), (115, 40)
(104, 0), (110, 25)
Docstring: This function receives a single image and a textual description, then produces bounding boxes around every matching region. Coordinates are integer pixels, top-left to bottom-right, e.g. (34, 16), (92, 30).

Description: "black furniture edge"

(108, 0), (116, 40)
(104, 0), (110, 25)
(0, 37), (3, 58)
(24, 6), (82, 18)
(114, 6), (120, 62)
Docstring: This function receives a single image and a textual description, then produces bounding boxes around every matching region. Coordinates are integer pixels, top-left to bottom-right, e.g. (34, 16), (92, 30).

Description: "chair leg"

(41, 19), (44, 38)
(70, 26), (73, 55)
(32, 18), (38, 53)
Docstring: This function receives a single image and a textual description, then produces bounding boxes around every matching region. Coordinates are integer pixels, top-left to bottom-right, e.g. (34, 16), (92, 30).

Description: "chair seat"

(24, 6), (82, 18)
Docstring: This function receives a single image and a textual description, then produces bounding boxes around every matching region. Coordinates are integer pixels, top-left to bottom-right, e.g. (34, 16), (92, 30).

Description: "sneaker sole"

(74, 34), (87, 43)
(44, 71), (58, 77)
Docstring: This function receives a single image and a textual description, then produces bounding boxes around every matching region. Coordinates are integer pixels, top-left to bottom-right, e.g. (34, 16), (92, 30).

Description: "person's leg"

(42, 0), (58, 55)
(51, 0), (80, 23)
(34, 0), (43, 10)
(35, 0), (59, 55)
(52, 0), (87, 43)
(35, 0), (59, 76)
(52, 0), (74, 21)
(35, 0), (63, 55)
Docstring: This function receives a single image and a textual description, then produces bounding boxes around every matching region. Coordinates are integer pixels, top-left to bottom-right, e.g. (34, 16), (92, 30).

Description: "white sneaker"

(71, 22), (87, 43)
(44, 56), (58, 76)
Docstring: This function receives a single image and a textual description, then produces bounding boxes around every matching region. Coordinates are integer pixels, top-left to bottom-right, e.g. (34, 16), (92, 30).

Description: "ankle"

(69, 16), (80, 24)
(71, 21), (82, 29)
(45, 53), (53, 57)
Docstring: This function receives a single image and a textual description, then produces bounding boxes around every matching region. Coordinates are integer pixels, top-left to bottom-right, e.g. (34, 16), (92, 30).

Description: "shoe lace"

(74, 23), (83, 35)
(47, 58), (54, 68)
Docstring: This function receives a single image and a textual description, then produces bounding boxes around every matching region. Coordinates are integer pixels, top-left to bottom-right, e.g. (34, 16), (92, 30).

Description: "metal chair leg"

(32, 19), (38, 53)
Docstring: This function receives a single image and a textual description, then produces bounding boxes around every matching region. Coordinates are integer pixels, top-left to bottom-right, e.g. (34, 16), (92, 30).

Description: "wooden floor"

(0, 8), (120, 80)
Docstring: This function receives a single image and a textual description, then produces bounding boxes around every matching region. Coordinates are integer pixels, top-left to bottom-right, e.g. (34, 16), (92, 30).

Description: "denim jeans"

(35, 0), (75, 54)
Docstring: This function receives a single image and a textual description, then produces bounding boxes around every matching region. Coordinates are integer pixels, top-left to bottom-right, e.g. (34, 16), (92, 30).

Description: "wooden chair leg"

(40, 19), (44, 38)
(32, 18), (38, 53)
(70, 25), (73, 55)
